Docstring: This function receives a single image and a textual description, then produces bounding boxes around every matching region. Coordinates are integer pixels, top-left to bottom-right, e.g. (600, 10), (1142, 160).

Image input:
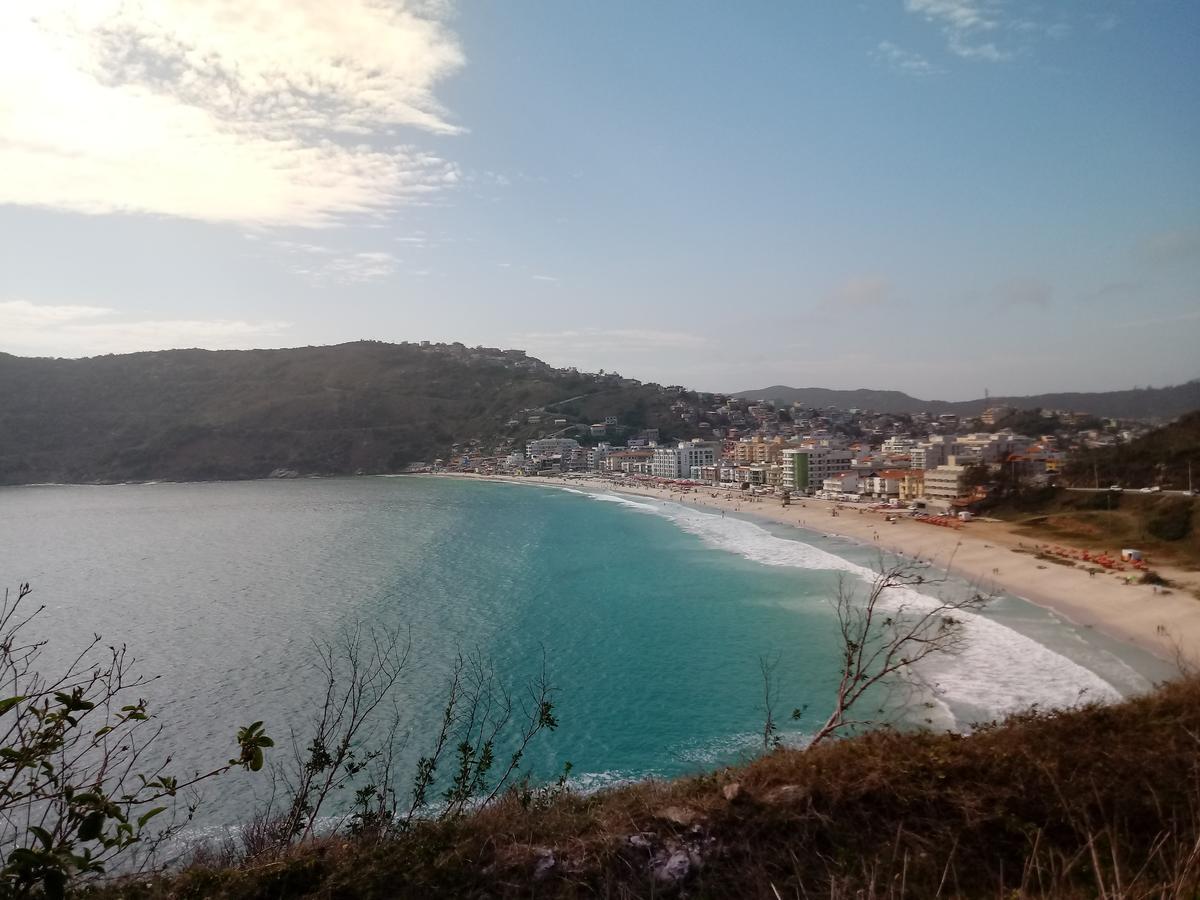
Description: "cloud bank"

(0, 1), (465, 227)
(0, 300), (291, 357)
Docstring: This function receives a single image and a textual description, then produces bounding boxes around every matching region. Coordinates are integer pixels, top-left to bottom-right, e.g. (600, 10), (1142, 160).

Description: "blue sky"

(1, 0), (1197, 399)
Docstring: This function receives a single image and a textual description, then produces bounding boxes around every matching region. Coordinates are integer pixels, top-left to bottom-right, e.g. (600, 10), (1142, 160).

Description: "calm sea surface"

(0, 476), (1172, 830)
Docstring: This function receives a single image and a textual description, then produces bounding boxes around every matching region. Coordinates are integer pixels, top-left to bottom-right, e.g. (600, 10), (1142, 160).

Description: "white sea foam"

(579, 490), (1125, 723)
(586, 492), (660, 512)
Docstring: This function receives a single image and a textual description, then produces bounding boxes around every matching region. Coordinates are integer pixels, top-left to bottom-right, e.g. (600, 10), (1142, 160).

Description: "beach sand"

(444, 472), (1200, 668)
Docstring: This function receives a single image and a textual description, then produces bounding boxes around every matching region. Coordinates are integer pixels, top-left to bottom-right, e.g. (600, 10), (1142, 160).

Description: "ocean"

(0, 476), (1172, 832)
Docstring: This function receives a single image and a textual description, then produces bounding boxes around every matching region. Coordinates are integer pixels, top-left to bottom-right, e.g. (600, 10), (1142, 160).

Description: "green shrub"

(1147, 498), (1193, 541)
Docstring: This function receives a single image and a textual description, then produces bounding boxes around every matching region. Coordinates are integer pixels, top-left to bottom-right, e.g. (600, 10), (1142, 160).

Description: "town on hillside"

(421, 394), (1176, 512)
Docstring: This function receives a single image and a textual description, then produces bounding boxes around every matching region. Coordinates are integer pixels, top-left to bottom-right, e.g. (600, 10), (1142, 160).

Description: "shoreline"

(439, 472), (1200, 669)
(10, 471), (1197, 669)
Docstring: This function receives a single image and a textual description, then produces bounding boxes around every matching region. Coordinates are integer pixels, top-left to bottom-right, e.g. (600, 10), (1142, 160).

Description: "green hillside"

(0, 342), (699, 485)
(1064, 410), (1200, 490)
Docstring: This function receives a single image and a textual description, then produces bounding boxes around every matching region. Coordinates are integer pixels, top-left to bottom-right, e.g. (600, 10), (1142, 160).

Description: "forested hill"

(0, 342), (698, 485)
(736, 381), (1200, 420)
(1063, 410), (1200, 489)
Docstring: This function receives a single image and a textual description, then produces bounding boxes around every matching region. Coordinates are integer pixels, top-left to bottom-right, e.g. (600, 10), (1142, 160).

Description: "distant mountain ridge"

(733, 381), (1200, 421)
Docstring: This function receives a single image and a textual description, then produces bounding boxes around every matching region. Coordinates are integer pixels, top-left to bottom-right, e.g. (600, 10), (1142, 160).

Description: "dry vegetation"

(92, 676), (1200, 899)
(995, 490), (1200, 572)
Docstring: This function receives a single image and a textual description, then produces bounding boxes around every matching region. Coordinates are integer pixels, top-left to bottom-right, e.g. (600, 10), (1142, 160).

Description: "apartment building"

(823, 472), (859, 494)
(923, 463), (969, 505)
(910, 441), (948, 470)
(781, 446), (854, 492)
(605, 450), (654, 475)
(526, 438), (581, 459)
(653, 441), (717, 479)
(881, 437), (917, 455)
(732, 435), (786, 465)
(898, 471), (925, 501)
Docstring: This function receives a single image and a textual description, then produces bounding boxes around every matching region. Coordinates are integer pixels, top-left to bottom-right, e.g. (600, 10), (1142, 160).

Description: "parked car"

(1109, 485), (1123, 492)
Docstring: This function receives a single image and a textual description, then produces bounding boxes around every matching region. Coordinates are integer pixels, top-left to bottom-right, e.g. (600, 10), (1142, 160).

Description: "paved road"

(1063, 487), (1196, 496)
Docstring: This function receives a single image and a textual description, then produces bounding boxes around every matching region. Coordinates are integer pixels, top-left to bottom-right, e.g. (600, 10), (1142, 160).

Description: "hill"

(1063, 409), (1200, 491)
(735, 380), (1200, 420)
(733, 385), (958, 415)
(0, 342), (700, 485)
(104, 677), (1200, 898)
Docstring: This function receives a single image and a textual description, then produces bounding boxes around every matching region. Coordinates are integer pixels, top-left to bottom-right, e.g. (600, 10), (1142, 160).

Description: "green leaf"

(137, 806), (167, 829)
(77, 811), (105, 842)
(28, 825), (54, 849)
(0, 695), (26, 715)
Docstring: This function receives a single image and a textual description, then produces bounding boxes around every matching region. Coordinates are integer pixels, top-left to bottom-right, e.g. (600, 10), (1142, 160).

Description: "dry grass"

(995, 491), (1200, 571)
(93, 677), (1200, 899)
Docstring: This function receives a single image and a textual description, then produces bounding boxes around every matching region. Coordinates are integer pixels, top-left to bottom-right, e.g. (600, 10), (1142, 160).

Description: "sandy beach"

(442, 472), (1200, 668)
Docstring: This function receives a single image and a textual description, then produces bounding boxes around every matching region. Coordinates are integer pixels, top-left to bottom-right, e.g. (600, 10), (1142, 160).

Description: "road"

(1063, 487), (1196, 496)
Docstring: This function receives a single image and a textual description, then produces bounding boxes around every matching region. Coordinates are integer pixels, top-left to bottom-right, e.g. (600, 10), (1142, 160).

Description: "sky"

(1, 0), (1197, 400)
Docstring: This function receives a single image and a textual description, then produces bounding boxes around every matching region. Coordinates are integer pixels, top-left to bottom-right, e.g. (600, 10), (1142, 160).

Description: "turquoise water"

(0, 476), (1172, 829)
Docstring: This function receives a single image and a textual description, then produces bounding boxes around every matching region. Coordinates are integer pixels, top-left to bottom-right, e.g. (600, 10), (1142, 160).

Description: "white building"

(652, 441), (717, 479)
(781, 446), (854, 492)
(881, 437), (917, 455)
(823, 472), (859, 493)
(910, 442), (948, 470)
(526, 438), (581, 459)
(587, 443), (612, 470)
(923, 463), (970, 504)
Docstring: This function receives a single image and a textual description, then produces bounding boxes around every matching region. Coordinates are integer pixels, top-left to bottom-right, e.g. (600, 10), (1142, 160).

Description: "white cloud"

(905, 0), (997, 33)
(0, 299), (291, 356)
(904, 0), (1013, 61)
(873, 41), (943, 76)
(0, 1), (465, 227)
(265, 241), (400, 282)
(902, 0), (1083, 62)
(531, 274), (560, 283)
(0, 299), (115, 325)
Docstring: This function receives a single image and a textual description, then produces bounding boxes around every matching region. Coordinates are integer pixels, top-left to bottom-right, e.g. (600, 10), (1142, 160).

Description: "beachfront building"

(526, 438), (581, 459)
(605, 449), (654, 475)
(898, 471), (925, 501)
(860, 470), (905, 499)
(732, 435), (786, 465)
(652, 441), (718, 479)
(781, 446), (854, 493)
(587, 443), (612, 470)
(501, 452), (527, 473)
(823, 472), (859, 494)
(923, 463), (969, 507)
